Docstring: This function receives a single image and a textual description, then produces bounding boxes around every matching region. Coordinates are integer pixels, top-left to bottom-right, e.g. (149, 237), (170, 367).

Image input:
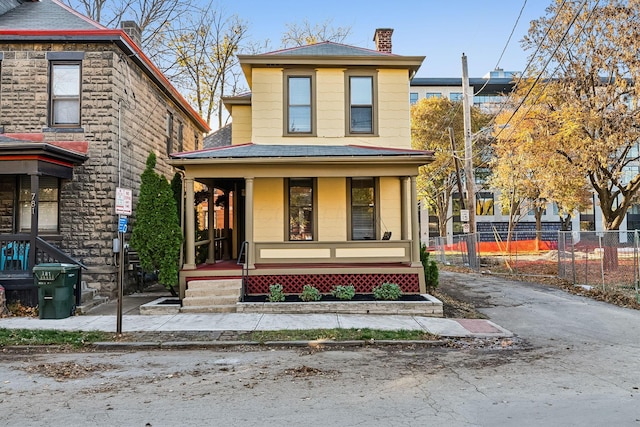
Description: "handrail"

(238, 240), (248, 302)
(36, 237), (88, 269)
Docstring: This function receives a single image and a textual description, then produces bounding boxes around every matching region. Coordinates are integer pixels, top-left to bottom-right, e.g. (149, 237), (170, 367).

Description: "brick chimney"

(121, 21), (142, 47)
(373, 28), (393, 54)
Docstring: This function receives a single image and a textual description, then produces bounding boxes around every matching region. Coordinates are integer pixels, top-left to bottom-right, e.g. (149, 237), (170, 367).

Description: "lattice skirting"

(246, 273), (420, 294)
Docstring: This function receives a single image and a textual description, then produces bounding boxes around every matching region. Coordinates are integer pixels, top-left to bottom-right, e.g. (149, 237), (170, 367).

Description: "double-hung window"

(50, 62), (81, 126)
(350, 177), (376, 240)
(47, 52), (84, 128)
(346, 71), (377, 135)
(284, 71), (315, 135)
(288, 178), (315, 240)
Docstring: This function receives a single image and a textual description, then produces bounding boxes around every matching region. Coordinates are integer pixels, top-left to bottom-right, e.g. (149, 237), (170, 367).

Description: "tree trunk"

(602, 230), (619, 272)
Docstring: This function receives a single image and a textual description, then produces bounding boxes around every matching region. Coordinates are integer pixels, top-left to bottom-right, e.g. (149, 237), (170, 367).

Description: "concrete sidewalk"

(0, 312), (512, 338)
(0, 285), (512, 339)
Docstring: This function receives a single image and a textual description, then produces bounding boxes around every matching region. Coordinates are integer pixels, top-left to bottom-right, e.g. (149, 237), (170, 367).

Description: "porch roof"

(0, 133), (88, 178)
(171, 143), (433, 161)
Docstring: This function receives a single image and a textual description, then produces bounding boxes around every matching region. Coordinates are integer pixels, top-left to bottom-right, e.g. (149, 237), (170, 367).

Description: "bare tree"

(167, 8), (248, 127)
(281, 18), (351, 47)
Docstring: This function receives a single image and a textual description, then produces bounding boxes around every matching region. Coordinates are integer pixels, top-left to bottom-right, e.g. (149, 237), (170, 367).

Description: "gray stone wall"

(0, 41), (203, 297)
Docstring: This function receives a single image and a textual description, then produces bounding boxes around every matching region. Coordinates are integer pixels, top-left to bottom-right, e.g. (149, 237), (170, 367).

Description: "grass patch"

(0, 329), (111, 348)
(247, 328), (438, 342)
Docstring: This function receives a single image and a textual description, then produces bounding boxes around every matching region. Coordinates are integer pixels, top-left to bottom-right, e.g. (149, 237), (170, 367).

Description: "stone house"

(170, 29), (433, 312)
(0, 0), (210, 305)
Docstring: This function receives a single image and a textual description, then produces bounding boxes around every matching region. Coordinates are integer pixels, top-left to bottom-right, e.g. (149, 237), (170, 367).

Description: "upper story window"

(284, 70), (315, 136)
(47, 52), (84, 128)
(166, 112), (174, 154)
(346, 73), (377, 135)
(425, 92), (441, 99)
(410, 92), (419, 105)
(449, 92), (463, 102)
(178, 122), (184, 152)
(49, 62), (81, 127)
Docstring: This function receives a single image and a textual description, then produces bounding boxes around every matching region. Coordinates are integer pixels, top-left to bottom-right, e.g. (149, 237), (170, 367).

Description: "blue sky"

(220, 0), (551, 78)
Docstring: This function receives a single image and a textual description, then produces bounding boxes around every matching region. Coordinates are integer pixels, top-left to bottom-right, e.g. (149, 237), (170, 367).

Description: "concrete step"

(187, 279), (242, 291)
(181, 295), (239, 307)
(180, 304), (237, 313)
(185, 287), (241, 298)
(75, 295), (109, 314)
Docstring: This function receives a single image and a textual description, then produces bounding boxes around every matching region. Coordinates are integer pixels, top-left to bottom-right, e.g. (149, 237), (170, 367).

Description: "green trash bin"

(34, 263), (80, 319)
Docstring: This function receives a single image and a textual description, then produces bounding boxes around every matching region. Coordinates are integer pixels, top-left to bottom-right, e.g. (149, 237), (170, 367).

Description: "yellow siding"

(251, 68), (283, 140)
(318, 178), (347, 241)
(377, 69), (412, 148)
(253, 178), (284, 242)
(231, 105), (252, 145)
(248, 68), (410, 148)
(316, 69), (344, 139)
(379, 177), (401, 239)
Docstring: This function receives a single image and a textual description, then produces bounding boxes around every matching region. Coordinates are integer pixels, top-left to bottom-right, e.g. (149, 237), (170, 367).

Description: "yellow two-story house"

(170, 29), (433, 309)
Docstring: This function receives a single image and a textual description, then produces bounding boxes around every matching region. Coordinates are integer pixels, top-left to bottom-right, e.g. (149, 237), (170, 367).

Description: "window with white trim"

(50, 62), (81, 126)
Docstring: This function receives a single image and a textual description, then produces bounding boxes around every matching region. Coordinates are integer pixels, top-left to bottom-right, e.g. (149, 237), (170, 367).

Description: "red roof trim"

(348, 144), (432, 154)
(0, 155), (74, 168)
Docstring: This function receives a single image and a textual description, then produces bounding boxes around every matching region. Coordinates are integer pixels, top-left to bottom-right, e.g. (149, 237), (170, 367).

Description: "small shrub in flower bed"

(300, 285), (322, 302)
(331, 285), (356, 300)
(268, 284), (285, 302)
(372, 283), (402, 300)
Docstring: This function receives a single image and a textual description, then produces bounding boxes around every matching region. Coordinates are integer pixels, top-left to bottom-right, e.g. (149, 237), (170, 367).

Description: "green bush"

(372, 282), (402, 300)
(421, 244), (439, 292)
(300, 285), (322, 302)
(268, 284), (285, 302)
(331, 285), (356, 300)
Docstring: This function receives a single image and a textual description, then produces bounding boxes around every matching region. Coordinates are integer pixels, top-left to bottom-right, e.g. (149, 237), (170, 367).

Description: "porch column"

(410, 175), (422, 267)
(206, 186), (215, 264)
(401, 177), (410, 240)
(223, 189), (231, 260)
(29, 174), (39, 269)
(245, 177), (255, 269)
(184, 177), (196, 269)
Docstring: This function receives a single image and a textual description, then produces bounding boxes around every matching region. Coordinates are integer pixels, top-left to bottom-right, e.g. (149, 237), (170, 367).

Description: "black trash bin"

(34, 263), (80, 319)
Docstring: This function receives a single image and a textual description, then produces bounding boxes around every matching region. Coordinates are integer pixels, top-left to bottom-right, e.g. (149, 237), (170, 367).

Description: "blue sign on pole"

(118, 216), (128, 233)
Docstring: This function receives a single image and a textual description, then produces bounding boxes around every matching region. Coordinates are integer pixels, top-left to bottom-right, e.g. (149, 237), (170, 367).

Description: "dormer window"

(284, 70), (316, 136)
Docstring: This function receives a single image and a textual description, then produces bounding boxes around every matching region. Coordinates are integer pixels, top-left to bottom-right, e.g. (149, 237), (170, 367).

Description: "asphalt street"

(1, 270), (639, 426)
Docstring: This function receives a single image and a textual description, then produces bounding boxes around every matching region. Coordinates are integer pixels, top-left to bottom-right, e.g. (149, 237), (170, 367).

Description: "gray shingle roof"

(172, 144), (430, 160)
(0, 0), (103, 30)
(203, 124), (232, 149)
(264, 41), (394, 57)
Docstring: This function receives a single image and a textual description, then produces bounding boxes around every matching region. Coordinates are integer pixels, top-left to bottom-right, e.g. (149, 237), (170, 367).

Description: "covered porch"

(170, 144), (433, 302)
(0, 134), (88, 305)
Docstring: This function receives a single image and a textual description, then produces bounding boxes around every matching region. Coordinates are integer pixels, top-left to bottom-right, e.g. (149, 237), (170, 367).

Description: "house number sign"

(31, 192), (36, 215)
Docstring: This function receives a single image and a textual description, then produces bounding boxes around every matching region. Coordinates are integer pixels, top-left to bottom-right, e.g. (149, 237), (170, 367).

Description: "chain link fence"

(431, 230), (640, 299)
(558, 230), (640, 296)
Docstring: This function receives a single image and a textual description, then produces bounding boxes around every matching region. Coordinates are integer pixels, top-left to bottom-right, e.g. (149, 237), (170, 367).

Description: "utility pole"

(462, 53), (478, 270)
(462, 53), (475, 234)
(449, 127), (465, 210)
